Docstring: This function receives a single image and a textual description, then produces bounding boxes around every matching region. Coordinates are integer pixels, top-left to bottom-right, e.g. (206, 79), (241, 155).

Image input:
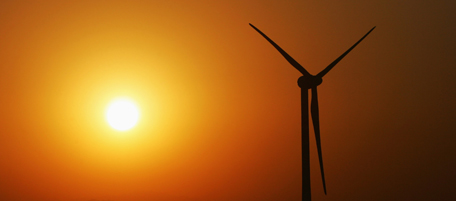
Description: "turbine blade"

(249, 23), (311, 77)
(316, 26), (376, 78)
(311, 87), (327, 195)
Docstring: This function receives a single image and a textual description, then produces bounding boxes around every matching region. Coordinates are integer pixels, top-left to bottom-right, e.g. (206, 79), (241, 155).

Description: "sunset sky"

(1, 1), (455, 201)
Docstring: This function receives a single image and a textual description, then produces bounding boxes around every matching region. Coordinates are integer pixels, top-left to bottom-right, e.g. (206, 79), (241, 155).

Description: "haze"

(0, 1), (455, 201)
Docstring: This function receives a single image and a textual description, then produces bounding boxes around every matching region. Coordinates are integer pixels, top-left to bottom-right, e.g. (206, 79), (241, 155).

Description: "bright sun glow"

(106, 98), (140, 131)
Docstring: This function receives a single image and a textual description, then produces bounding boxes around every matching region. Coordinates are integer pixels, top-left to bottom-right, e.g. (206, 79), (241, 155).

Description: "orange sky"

(1, 1), (455, 201)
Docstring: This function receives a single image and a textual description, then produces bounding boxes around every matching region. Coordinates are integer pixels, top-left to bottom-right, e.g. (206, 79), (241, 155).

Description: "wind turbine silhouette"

(249, 23), (375, 201)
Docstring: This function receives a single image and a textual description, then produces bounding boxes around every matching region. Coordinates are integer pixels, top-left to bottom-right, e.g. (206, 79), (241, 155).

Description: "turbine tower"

(250, 23), (375, 201)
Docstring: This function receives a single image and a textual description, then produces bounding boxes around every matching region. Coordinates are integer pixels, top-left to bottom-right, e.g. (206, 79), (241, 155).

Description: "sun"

(106, 98), (140, 131)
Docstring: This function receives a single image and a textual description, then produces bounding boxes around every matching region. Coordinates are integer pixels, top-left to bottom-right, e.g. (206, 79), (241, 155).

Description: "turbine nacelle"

(298, 75), (322, 89)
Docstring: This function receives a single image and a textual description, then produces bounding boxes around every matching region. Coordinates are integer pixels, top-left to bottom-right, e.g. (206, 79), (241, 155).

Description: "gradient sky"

(1, 1), (455, 201)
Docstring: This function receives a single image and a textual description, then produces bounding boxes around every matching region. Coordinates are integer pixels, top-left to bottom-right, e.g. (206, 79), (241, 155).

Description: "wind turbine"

(249, 23), (375, 201)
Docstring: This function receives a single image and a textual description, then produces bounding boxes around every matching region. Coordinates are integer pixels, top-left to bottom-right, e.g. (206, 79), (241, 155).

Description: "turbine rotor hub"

(298, 76), (322, 89)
